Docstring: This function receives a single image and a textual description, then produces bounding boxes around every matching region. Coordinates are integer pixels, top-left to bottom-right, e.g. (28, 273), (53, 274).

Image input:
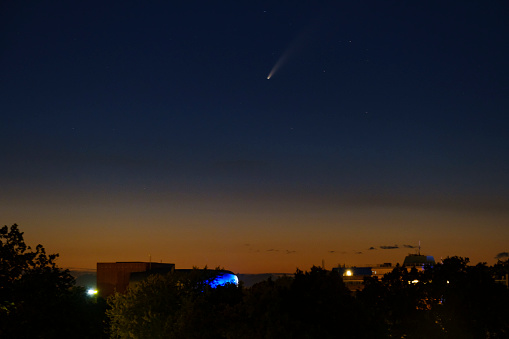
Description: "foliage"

(358, 256), (509, 339)
(425, 257), (509, 338)
(107, 268), (242, 339)
(492, 258), (509, 280)
(0, 224), (108, 338)
(107, 266), (385, 339)
(359, 264), (444, 338)
(240, 266), (383, 339)
(5, 224), (507, 338)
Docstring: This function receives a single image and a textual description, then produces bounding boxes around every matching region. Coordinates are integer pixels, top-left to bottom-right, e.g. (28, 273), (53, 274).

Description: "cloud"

(354, 251), (363, 255)
(263, 248), (295, 254)
(403, 244), (417, 248)
(328, 250), (336, 253)
(380, 245), (399, 250)
(495, 252), (509, 259)
(368, 247), (376, 250)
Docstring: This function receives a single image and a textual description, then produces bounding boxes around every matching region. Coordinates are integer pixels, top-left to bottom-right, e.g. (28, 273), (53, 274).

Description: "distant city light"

(345, 270), (353, 277)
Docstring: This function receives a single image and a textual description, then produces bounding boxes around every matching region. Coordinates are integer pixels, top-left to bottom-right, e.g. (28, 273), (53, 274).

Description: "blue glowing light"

(207, 272), (239, 288)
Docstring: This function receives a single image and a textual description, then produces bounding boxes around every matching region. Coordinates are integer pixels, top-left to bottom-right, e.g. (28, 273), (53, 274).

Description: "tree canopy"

(0, 224), (107, 338)
(107, 259), (509, 339)
(107, 266), (382, 339)
(3, 224), (508, 338)
(358, 257), (509, 338)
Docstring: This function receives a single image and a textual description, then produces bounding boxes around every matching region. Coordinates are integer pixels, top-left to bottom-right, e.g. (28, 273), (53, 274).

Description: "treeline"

(108, 260), (509, 339)
(0, 224), (108, 338)
(2, 224), (509, 338)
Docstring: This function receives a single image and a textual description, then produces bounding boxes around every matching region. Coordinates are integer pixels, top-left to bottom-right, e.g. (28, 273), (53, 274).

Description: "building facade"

(97, 262), (175, 298)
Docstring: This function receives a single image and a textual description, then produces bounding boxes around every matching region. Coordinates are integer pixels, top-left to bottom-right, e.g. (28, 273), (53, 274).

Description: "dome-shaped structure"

(207, 271), (239, 288)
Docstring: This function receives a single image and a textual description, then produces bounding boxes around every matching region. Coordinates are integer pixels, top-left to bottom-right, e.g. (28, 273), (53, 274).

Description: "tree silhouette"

(425, 257), (509, 338)
(0, 224), (107, 338)
(359, 257), (509, 338)
(107, 267), (242, 338)
(359, 265), (443, 338)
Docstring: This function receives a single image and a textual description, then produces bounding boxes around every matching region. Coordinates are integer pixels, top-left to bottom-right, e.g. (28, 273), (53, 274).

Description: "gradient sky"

(1, 1), (508, 273)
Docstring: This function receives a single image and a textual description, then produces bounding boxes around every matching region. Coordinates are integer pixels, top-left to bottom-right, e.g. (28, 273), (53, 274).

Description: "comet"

(266, 21), (315, 80)
(266, 51), (290, 79)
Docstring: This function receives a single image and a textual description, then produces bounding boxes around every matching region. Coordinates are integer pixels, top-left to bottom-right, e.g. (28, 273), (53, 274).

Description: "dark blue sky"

(1, 1), (508, 271)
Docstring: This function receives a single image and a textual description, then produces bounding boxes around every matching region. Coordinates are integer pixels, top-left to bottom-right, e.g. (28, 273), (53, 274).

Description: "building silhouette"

(96, 262), (239, 298)
(97, 262), (175, 298)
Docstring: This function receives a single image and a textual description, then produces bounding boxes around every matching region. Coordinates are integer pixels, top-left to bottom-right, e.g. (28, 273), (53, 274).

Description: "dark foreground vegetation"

(0, 224), (108, 338)
(2, 224), (509, 338)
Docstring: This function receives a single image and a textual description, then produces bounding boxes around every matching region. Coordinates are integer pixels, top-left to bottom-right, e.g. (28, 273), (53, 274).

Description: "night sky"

(1, 1), (508, 273)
